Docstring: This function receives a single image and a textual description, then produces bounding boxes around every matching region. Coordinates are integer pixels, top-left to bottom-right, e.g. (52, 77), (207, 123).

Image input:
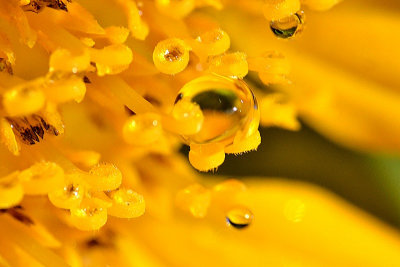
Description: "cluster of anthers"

(0, 0), (338, 236)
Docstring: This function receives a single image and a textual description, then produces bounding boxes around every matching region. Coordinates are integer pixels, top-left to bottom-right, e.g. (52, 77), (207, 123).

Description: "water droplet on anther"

(226, 207), (254, 229)
(173, 75), (257, 144)
(270, 11), (305, 39)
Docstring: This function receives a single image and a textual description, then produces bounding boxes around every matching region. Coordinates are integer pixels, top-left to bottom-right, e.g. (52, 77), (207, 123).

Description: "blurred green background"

(183, 125), (400, 228)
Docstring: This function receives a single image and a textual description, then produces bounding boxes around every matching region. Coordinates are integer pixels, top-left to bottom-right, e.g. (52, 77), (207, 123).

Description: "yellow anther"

(44, 74), (86, 103)
(48, 174), (85, 209)
(189, 143), (225, 171)
(104, 26), (130, 44)
(153, 38), (191, 75)
(116, 0), (149, 40)
(192, 28), (230, 58)
(49, 49), (90, 73)
(224, 130), (261, 154)
(40, 103), (65, 136)
(69, 198), (108, 231)
(90, 44), (133, 76)
(87, 163), (123, 191)
(106, 188), (145, 218)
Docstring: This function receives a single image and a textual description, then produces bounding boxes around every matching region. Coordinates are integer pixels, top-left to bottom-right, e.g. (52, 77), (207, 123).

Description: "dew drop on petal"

(270, 11), (305, 39)
(226, 207), (254, 229)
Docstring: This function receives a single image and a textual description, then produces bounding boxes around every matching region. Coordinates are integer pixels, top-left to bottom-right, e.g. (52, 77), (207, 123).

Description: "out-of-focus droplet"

(248, 51), (291, 85)
(213, 179), (247, 194)
(174, 75), (256, 145)
(270, 11), (305, 39)
(212, 179), (247, 207)
(122, 113), (162, 146)
(176, 183), (211, 218)
(153, 38), (190, 75)
(226, 206), (254, 229)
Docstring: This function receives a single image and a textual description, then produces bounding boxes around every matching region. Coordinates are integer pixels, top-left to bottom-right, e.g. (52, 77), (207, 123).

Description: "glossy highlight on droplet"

(173, 75), (257, 145)
(270, 11), (305, 39)
(226, 207), (254, 229)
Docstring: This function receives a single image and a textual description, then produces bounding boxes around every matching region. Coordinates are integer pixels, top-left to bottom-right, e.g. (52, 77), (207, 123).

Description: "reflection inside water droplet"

(226, 207), (254, 229)
(173, 75), (257, 144)
(270, 11), (305, 39)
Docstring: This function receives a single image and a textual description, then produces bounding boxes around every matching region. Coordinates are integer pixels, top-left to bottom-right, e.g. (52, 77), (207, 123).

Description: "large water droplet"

(226, 207), (254, 229)
(173, 75), (257, 145)
(270, 11), (305, 39)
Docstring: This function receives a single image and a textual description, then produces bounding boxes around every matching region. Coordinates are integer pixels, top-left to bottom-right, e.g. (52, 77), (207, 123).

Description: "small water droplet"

(226, 207), (253, 229)
(173, 75), (257, 144)
(270, 11), (305, 39)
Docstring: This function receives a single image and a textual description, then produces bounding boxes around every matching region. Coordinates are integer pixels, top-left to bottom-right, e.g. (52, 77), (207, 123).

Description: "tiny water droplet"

(270, 11), (305, 39)
(226, 207), (254, 229)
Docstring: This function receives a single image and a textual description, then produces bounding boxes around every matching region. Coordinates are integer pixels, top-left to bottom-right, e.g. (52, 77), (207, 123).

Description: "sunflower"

(0, 0), (399, 266)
